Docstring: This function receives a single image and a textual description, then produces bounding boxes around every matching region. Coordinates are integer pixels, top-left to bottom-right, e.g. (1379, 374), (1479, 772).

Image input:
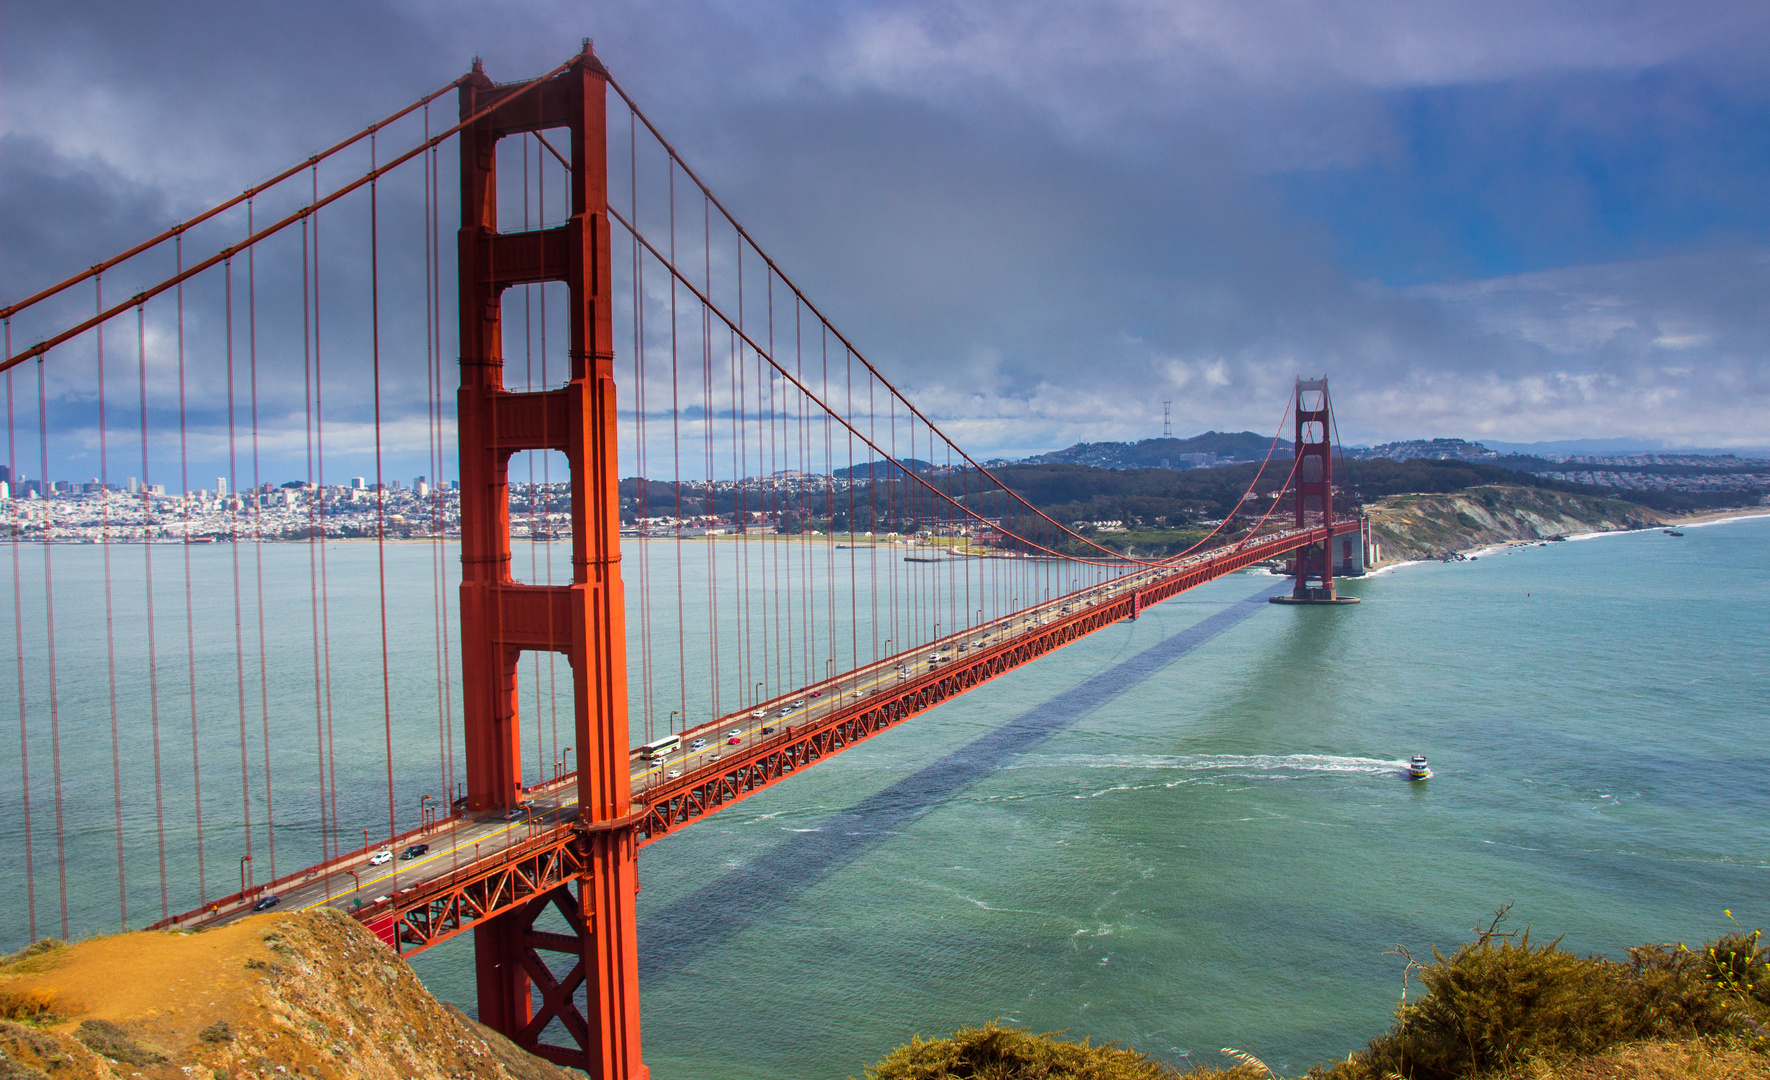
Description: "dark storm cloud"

(4, 0), (1769, 465)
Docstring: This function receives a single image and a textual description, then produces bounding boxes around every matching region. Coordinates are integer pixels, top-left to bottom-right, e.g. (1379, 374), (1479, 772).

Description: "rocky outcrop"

(1365, 485), (1663, 563)
(0, 908), (574, 1080)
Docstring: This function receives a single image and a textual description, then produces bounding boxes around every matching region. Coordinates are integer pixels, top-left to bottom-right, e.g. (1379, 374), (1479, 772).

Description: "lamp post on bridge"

(420, 794), (433, 830)
(239, 854), (252, 899)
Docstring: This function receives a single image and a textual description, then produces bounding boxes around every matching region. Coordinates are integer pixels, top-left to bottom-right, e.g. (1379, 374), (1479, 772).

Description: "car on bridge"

(402, 844), (429, 861)
(368, 849), (393, 866)
(726, 729), (742, 738)
(252, 894), (281, 912)
(727, 737), (741, 745)
(690, 738), (707, 750)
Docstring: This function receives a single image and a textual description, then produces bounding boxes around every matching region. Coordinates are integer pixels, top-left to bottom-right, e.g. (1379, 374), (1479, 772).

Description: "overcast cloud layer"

(4, 0), (1768, 462)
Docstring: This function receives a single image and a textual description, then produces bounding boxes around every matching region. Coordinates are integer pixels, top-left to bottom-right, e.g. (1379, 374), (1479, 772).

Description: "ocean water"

(4, 518), (1768, 1076)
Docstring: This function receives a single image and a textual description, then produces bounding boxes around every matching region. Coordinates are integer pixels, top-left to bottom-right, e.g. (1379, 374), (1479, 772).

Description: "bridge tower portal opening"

(456, 45), (649, 1079)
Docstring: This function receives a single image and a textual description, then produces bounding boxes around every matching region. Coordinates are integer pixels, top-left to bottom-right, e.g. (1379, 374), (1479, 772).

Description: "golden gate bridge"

(0, 43), (1363, 1078)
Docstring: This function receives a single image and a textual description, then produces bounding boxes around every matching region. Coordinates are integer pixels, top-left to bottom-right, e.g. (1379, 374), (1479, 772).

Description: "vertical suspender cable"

(314, 180), (341, 863)
(174, 234), (206, 905)
(37, 355), (68, 938)
(6, 322), (36, 940)
(301, 210), (331, 869)
(225, 258), (255, 893)
(246, 200), (277, 882)
(370, 133), (398, 844)
(136, 305), (168, 921)
(97, 277), (129, 925)
(669, 163), (686, 734)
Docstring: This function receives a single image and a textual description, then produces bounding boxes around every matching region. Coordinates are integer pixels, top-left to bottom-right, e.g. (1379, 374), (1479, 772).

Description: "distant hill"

(1022, 431), (1284, 470)
(831, 458), (935, 481)
(1348, 437), (1502, 463)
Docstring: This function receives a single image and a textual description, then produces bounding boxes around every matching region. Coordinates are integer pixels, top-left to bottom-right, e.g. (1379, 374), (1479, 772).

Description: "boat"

(1407, 755), (1432, 780)
(1666, 530), (1684, 537)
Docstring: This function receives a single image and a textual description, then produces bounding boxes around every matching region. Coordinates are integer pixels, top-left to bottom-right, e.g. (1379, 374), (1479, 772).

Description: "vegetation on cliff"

(860, 913), (1770, 1080)
(0, 908), (571, 1080)
(6, 906), (1766, 1080)
(1363, 485), (1664, 562)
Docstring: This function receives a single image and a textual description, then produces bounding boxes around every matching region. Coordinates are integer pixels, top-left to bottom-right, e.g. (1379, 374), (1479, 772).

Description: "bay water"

(4, 517), (1767, 1076)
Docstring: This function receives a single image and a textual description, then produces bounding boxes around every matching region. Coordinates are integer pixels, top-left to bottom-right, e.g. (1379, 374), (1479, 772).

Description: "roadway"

(177, 523), (1332, 935)
(178, 775), (586, 932)
(625, 533), (1308, 791)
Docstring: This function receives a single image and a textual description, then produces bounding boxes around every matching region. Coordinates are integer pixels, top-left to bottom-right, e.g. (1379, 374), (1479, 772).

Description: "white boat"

(1408, 755), (1432, 780)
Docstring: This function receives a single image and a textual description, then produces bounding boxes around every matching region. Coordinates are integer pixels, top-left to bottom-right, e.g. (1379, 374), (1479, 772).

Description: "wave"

(1027, 752), (1409, 776)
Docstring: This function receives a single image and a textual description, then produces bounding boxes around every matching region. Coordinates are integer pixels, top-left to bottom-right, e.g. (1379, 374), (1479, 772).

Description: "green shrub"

(1318, 921), (1766, 1080)
(861, 1021), (1192, 1080)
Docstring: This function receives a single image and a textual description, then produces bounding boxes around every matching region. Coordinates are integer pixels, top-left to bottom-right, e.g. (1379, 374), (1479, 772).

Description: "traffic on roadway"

(181, 526), (1322, 935)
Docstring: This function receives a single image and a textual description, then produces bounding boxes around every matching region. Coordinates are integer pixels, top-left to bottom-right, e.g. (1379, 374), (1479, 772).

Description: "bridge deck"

(169, 521), (1357, 951)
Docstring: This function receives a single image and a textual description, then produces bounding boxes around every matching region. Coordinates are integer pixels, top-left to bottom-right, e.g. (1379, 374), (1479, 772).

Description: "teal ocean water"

(4, 517), (1768, 1076)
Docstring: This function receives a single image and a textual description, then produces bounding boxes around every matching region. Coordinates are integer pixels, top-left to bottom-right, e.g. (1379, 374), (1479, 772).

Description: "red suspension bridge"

(0, 44), (1364, 1079)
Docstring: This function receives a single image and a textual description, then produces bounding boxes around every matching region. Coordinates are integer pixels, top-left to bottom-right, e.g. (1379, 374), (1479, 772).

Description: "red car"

(727, 736), (742, 745)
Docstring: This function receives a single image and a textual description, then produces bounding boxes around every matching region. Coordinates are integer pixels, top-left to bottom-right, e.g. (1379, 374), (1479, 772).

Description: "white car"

(690, 738), (707, 750)
(751, 710), (768, 719)
(368, 849), (393, 866)
(666, 769), (681, 779)
(726, 729), (742, 738)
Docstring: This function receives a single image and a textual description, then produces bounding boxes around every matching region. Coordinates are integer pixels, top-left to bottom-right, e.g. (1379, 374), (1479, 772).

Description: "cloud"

(3, 0), (1768, 474)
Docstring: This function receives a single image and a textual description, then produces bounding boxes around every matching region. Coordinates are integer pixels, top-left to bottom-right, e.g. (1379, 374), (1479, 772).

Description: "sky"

(3, 0), (1768, 478)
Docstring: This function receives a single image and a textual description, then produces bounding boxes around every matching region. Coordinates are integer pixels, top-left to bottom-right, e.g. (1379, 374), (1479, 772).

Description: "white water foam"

(1028, 752), (1409, 775)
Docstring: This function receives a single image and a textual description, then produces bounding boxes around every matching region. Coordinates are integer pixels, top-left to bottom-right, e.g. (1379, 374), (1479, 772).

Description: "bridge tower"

(456, 45), (648, 1079)
(1277, 377), (1358, 605)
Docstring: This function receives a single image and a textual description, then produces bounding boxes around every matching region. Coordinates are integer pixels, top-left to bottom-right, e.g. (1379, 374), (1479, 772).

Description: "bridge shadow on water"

(637, 580), (1289, 981)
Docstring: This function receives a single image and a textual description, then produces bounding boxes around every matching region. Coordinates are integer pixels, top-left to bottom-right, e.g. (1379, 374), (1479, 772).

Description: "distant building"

(216, 477), (228, 497)
(351, 477), (366, 490)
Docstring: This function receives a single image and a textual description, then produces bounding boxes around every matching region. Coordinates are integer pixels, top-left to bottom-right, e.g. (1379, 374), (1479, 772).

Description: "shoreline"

(1363, 503), (1770, 573)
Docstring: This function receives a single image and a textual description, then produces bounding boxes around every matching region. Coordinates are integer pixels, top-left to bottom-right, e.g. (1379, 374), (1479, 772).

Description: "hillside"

(0, 909), (570, 1080)
(1364, 485), (1664, 563)
(1023, 431), (1282, 470)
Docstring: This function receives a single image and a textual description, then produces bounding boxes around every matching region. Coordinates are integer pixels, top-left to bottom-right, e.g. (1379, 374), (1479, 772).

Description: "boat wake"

(1025, 752), (1410, 776)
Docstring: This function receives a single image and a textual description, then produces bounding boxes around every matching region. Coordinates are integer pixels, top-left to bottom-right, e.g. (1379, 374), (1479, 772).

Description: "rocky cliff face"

(0, 908), (572, 1080)
(1365, 484), (1663, 563)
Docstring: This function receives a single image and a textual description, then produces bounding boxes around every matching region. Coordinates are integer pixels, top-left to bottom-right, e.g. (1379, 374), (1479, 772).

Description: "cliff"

(0, 908), (572, 1080)
(1364, 484), (1663, 564)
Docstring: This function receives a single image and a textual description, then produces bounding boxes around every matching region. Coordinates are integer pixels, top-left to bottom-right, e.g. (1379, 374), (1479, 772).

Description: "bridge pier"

(457, 46), (649, 1080)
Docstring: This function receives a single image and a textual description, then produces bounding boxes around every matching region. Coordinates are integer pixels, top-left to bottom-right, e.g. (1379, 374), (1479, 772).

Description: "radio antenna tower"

(1162, 401), (1172, 438)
